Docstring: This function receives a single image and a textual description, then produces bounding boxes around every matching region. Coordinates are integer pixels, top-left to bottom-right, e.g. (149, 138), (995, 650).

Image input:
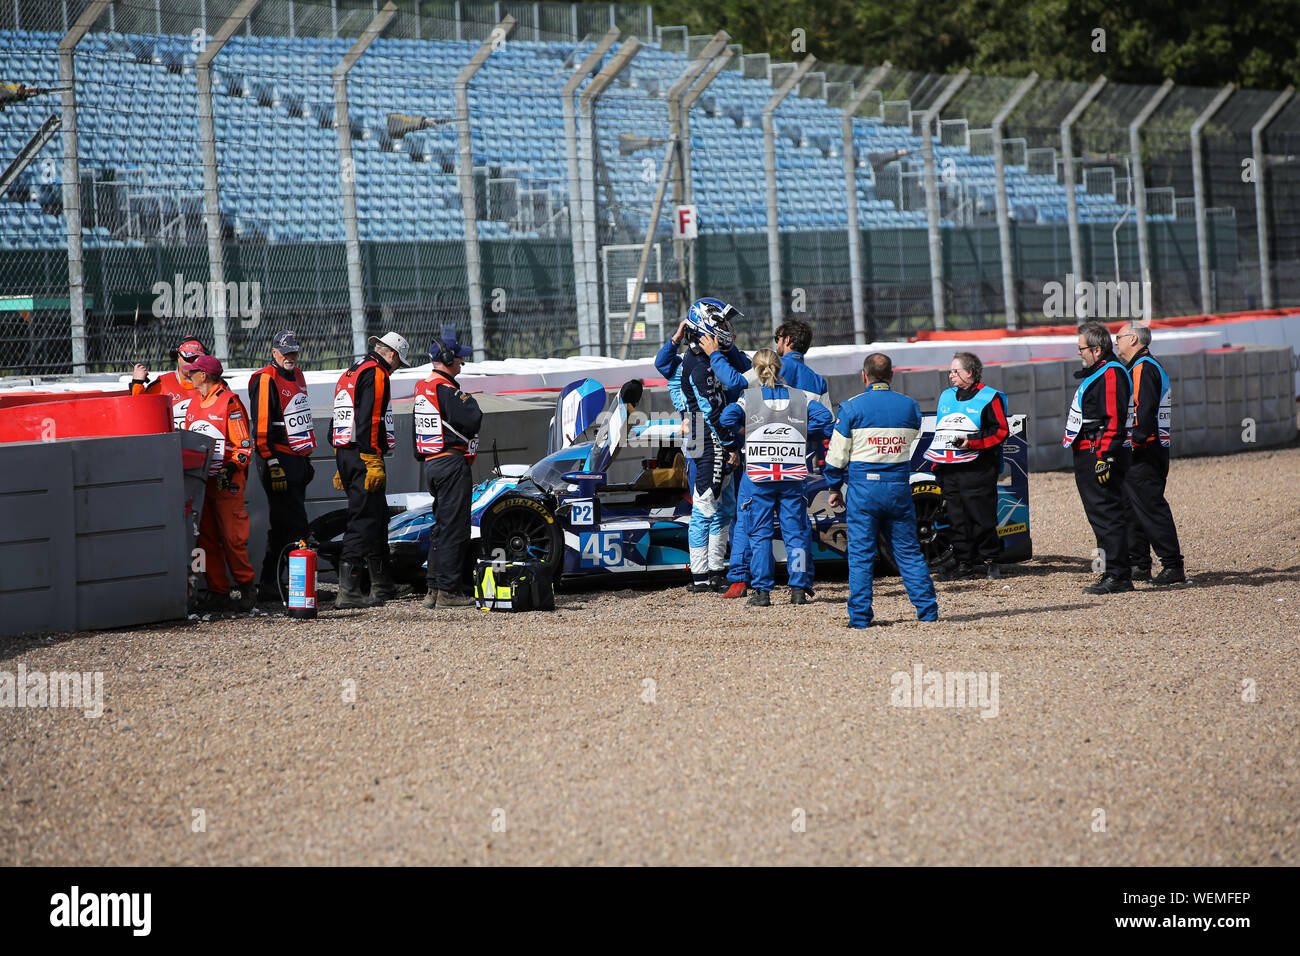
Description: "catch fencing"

(0, 0), (1297, 374)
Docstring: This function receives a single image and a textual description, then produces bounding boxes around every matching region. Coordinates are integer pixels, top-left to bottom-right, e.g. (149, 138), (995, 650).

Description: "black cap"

(272, 330), (301, 353)
(430, 325), (472, 363)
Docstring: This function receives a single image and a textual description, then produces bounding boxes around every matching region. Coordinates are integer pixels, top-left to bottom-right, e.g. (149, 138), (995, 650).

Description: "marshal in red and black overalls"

(413, 368), (482, 595)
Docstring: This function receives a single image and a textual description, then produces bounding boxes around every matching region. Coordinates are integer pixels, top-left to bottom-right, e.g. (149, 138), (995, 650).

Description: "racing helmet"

(685, 297), (742, 349)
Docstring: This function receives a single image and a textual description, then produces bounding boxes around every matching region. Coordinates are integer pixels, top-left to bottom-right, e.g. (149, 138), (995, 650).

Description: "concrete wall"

(0, 431), (212, 637)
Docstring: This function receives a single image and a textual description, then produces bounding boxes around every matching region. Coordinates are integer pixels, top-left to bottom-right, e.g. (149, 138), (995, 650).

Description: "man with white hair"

(1114, 322), (1186, 584)
(330, 331), (412, 608)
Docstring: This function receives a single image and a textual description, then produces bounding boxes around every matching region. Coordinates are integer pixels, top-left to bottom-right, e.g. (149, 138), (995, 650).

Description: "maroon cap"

(182, 355), (224, 378)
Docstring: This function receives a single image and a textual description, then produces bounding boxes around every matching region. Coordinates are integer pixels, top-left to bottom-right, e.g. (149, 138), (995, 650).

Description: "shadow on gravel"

(1180, 565), (1300, 588)
(0, 618), (188, 663)
(939, 602), (1097, 623)
(0, 633), (83, 663)
(1010, 554), (1094, 576)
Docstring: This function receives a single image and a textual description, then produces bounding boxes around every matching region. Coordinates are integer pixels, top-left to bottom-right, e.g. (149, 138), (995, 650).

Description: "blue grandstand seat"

(0, 30), (1171, 249)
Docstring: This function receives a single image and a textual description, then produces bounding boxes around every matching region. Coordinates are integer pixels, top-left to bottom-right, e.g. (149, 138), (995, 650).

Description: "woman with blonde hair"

(718, 349), (833, 606)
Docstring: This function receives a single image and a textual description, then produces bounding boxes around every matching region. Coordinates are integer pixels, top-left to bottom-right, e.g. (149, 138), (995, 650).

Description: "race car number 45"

(579, 532), (622, 567)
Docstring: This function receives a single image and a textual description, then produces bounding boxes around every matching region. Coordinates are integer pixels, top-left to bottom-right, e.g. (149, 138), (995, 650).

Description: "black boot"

(1131, 565), (1151, 583)
(943, 561), (976, 582)
(708, 571), (729, 593)
(192, 590), (231, 614)
(746, 590), (771, 607)
(232, 585), (258, 612)
(1151, 565), (1187, 585)
(335, 560), (375, 610)
(790, 588), (811, 605)
(368, 556), (412, 602)
(1083, 574), (1135, 595)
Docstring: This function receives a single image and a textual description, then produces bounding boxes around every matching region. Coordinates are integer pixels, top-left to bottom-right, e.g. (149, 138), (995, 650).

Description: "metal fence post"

(619, 137), (678, 359)
(679, 43), (732, 305)
(1252, 86), (1295, 309)
(680, 46), (734, 195)
(1061, 75), (1106, 285)
(1191, 83), (1234, 314)
(922, 69), (968, 331)
(57, 0), (111, 373)
(578, 38), (640, 354)
(333, 2), (397, 362)
(841, 62), (889, 345)
(667, 31), (728, 316)
(1130, 79), (1173, 319)
(561, 27), (619, 357)
(993, 72), (1037, 330)
(196, 0), (263, 362)
(763, 54), (816, 331)
(455, 14), (517, 362)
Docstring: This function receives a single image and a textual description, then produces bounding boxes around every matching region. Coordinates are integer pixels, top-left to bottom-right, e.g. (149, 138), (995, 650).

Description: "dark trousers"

(1073, 450), (1130, 579)
(1123, 449), (1183, 569)
(424, 453), (472, 593)
(256, 453), (312, 585)
(336, 446), (389, 564)
(936, 459), (1002, 563)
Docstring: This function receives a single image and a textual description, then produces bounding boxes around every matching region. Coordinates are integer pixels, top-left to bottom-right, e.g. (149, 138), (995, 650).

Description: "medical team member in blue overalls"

(654, 298), (751, 592)
(824, 353), (939, 629)
(719, 350), (833, 607)
(703, 319), (831, 600)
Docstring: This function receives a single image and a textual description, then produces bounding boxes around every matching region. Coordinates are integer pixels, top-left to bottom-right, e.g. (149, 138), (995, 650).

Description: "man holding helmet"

(924, 351), (1010, 581)
(654, 297), (751, 592)
(414, 326), (483, 609)
(331, 330), (412, 609)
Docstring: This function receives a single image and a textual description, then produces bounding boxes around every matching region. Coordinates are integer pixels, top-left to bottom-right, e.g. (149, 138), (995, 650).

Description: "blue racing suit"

(711, 349), (832, 584)
(823, 382), (938, 628)
(655, 336), (751, 584)
(720, 385), (832, 592)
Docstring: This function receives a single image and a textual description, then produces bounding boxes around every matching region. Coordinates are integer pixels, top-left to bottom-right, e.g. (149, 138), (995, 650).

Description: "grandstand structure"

(1, 0), (1298, 373)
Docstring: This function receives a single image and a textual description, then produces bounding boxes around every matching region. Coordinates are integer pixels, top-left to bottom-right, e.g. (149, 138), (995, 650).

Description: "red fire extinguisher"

(287, 545), (317, 619)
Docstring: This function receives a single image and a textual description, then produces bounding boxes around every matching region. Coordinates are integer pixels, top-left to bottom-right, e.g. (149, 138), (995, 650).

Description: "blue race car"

(309, 377), (1032, 587)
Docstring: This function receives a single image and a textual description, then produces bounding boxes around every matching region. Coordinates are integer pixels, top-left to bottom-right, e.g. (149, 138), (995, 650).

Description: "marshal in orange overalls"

(185, 383), (256, 597)
(131, 370), (199, 431)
